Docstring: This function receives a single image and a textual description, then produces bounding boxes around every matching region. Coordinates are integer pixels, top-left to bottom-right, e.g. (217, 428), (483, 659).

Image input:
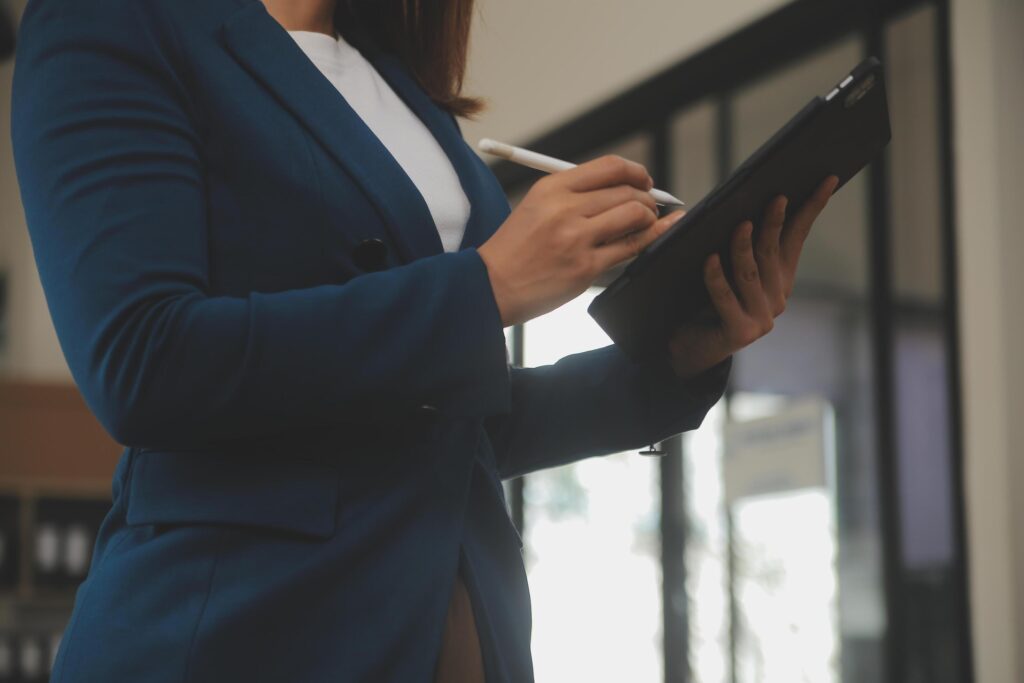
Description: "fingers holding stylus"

(476, 141), (686, 326)
(590, 198), (658, 245)
(558, 154), (653, 193)
(477, 153), (672, 326)
(576, 184), (658, 218)
(595, 209), (684, 271)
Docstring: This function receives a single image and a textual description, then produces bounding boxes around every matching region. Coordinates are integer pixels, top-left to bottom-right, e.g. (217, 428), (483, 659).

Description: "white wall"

(0, 0), (69, 381)
(951, 0), (1024, 680)
(462, 0), (787, 148)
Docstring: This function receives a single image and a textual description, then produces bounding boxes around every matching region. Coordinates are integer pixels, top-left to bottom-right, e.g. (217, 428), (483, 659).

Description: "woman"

(10, 0), (837, 680)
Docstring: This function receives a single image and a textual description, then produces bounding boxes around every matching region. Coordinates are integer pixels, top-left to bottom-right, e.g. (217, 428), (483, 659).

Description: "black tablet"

(588, 57), (892, 362)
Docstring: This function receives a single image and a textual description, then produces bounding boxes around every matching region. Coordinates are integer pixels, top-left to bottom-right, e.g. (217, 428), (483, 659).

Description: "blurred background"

(0, 0), (1021, 681)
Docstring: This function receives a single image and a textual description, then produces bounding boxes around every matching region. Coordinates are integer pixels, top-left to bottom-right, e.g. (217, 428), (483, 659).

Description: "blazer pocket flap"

(126, 449), (339, 539)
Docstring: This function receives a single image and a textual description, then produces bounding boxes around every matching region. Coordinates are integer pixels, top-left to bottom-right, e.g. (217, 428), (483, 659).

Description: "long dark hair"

(335, 0), (485, 119)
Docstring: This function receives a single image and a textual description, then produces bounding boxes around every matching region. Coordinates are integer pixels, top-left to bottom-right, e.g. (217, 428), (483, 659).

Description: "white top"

(286, 30), (470, 253)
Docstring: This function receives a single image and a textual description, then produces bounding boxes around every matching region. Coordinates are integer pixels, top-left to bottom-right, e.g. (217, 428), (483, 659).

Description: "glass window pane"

(522, 288), (663, 683)
(725, 397), (841, 683)
(683, 401), (729, 683)
(521, 288), (608, 367)
(582, 133), (651, 169)
(887, 6), (944, 306)
(732, 489), (840, 681)
(670, 100), (720, 204)
(525, 448), (662, 683)
(728, 297), (887, 682)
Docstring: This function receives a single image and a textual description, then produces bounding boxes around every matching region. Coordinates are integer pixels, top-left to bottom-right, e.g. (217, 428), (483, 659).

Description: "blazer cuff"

(646, 354), (732, 400)
(637, 352), (733, 440)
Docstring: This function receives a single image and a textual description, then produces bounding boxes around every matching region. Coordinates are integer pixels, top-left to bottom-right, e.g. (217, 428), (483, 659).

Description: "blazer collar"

(221, 0), (493, 263)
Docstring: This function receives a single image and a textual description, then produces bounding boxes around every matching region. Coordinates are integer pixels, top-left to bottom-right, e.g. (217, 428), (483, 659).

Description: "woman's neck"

(261, 0), (337, 37)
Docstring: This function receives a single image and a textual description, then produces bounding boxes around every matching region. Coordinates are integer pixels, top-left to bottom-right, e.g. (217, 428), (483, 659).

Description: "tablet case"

(588, 57), (892, 362)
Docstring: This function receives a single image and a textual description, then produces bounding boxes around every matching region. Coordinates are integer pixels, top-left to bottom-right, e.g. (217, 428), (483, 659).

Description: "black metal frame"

(498, 0), (972, 681)
(935, 0), (974, 678)
(863, 14), (905, 682)
(650, 120), (691, 683)
(0, 0), (15, 62)
(508, 325), (525, 533)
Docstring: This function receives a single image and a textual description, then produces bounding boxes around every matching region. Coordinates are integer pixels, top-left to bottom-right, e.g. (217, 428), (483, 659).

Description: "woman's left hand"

(667, 175), (840, 379)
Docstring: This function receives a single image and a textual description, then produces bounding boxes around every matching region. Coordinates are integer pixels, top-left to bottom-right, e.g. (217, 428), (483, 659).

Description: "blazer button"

(638, 443), (666, 456)
(352, 238), (389, 272)
(416, 403), (440, 416)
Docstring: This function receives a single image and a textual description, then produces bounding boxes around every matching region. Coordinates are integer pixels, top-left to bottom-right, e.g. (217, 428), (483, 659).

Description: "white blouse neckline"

(286, 29), (362, 67)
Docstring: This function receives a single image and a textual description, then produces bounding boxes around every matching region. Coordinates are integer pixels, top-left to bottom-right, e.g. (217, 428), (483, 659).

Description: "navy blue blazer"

(11, 0), (730, 681)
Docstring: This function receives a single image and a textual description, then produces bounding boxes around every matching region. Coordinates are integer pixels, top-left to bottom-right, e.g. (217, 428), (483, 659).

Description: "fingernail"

(646, 176), (654, 191)
(668, 209), (685, 221)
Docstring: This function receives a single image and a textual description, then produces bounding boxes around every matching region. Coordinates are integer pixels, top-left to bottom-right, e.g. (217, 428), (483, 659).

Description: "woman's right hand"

(477, 155), (685, 327)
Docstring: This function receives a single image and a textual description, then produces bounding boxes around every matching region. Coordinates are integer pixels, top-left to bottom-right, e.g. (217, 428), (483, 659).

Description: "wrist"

(657, 353), (733, 393)
(476, 243), (515, 327)
(670, 356), (711, 380)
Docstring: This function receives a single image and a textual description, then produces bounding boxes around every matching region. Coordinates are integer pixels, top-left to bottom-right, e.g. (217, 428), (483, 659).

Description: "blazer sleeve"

(486, 345), (731, 480)
(10, 2), (510, 448)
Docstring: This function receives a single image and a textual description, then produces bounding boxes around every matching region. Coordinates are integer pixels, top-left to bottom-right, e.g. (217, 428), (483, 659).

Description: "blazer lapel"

(220, 0), (443, 262)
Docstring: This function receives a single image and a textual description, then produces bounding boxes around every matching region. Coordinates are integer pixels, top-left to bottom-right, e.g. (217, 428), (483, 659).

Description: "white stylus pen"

(478, 138), (685, 207)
